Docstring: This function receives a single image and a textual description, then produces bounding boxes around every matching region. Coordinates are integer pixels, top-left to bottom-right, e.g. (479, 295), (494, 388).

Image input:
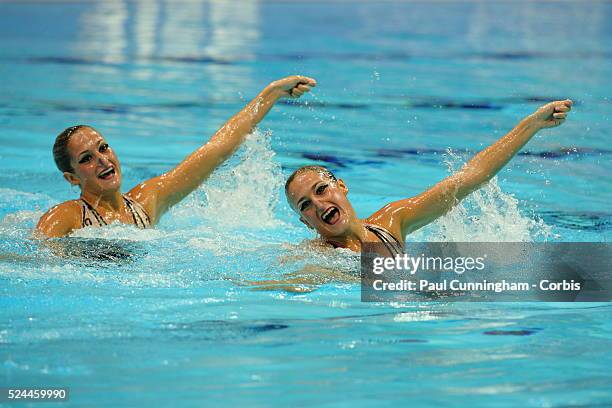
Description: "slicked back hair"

(53, 125), (91, 173)
(285, 165), (338, 196)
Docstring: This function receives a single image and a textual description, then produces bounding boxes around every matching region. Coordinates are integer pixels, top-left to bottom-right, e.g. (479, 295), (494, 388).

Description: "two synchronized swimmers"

(36, 75), (573, 257)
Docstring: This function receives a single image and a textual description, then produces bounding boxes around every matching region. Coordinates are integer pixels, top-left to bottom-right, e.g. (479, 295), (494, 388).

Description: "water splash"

(171, 129), (285, 229)
(0, 129), (294, 286)
(408, 149), (555, 242)
(70, 222), (167, 241)
(0, 210), (42, 239)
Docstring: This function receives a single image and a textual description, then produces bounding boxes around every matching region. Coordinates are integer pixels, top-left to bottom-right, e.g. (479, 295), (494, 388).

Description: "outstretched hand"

(267, 75), (317, 99)
(531, 99), (573, 129)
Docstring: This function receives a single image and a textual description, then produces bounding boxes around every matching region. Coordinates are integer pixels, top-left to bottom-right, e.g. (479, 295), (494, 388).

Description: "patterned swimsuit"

(364, 224), (404, 257)
(80, 195), (151, 229)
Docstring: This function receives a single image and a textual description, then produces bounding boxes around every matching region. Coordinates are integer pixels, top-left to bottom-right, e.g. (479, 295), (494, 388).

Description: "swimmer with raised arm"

(36, 76), (316, 238)
(285, 100), (573, 254)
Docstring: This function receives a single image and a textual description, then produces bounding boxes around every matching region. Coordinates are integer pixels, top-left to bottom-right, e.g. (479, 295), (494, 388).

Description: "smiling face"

(286, 169), (358, 239)
(64, 127), (122, 194)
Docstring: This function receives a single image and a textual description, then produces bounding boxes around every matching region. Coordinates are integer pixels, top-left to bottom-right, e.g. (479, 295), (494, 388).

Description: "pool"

(1, 1), (611, 406)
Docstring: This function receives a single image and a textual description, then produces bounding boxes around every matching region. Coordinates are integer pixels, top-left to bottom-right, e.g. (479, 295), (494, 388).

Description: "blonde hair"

(285, 165), (337, 194)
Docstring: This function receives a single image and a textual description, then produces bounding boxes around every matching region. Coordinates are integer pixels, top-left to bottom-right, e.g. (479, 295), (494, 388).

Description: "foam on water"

(0, 210), (43, 239)
(70, 223), (167, 241)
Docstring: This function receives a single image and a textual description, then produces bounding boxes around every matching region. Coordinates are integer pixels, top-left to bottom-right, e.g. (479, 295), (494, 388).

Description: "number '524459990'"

(3, 388), (68, 401)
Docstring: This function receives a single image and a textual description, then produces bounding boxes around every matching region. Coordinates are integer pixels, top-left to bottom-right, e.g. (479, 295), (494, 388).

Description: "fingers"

(543, 117), (566, 128)
(554, 99), (572, 113)
(294, 75), (317, 87)
(289, 83), (314, 98)
(551, 99), (572, 121)
(289, 89), (304, 98)
(269, 75), (317, 99)
(554, 105), (570, 113)
(540, 99), (573, 113)
(273, 75), (316, 98)
(536, 99), (572, 126)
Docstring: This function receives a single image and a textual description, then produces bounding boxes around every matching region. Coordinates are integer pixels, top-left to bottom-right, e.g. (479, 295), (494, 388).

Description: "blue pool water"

(1, 1), (611, 407)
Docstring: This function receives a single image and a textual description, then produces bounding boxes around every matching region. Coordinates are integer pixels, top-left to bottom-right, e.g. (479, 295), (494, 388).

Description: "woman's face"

(65, 127), (122, 194)
(286, 170), (357, 238)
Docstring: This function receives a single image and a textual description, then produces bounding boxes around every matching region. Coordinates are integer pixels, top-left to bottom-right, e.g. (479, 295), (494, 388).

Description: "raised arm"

(386, 100), (573, 236)
(129, 76), (316, 222)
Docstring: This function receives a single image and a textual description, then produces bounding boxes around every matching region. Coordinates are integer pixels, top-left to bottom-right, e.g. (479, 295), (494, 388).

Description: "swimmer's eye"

(316, 184), (327, 194)
(78, 154), (92, 164)
(300, 200), (311, 212)
(99, 143), (109, 152)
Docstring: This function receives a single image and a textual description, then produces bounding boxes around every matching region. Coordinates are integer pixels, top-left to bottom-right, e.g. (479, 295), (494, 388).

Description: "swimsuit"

(80, 195), (151, 229)
(364, 224), (404, 257)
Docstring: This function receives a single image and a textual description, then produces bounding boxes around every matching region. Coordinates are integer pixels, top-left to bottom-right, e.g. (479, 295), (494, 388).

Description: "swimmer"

(36, 76), (316, 238)
(285, 99), (573, 254)
(248, 99), (573, 292)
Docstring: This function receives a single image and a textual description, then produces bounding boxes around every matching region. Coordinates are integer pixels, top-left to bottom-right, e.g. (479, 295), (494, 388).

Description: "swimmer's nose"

(96, 153), (111, 166)
(312, 198), (326, 213)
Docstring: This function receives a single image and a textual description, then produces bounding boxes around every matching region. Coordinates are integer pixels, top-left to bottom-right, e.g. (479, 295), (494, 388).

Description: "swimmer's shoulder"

(36, 200), (82, 238)
(364, 205), (404, 244)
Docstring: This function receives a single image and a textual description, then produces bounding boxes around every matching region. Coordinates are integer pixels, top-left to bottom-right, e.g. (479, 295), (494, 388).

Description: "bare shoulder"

(36, 200), (82, 238)
(365, 198), (415, 238)
(39, 200), (82, 220)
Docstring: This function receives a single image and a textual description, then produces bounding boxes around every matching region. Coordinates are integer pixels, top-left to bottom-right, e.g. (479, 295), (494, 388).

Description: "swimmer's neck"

(325, 219), (369, 252)
(80, 190), (124, 212)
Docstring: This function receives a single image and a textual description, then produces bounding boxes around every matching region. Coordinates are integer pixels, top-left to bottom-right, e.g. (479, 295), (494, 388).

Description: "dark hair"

(53, 125), (90, 173)
(285, 165), (338, 194)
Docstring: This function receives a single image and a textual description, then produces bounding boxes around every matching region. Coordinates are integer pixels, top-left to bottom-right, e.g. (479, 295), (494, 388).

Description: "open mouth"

(321, 206), (340, 225)
(98, 166), (116, 180)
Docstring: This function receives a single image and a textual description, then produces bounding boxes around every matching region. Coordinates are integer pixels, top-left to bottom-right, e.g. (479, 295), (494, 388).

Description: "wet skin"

(254, 99), (573, 291)
(66, 128), (122, 195)
(286, 171), (404, 252)
(285, 99), (573, 253)
(63, 129), (134, 225)
(36, 75), (317, 237)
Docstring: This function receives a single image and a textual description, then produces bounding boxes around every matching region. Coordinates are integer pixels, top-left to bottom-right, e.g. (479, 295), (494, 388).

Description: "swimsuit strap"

(80, 198), (108, 228)
(79, 196), (151, 229)
(364, 224), (404, 257)
(122, 195), (151, 229)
